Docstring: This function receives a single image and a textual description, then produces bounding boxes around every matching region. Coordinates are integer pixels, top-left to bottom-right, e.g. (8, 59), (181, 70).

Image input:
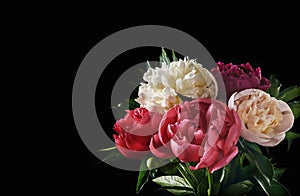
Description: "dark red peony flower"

(211, 62), (270, 99)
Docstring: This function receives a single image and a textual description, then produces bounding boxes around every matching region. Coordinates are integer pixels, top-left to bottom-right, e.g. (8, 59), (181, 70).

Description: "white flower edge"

(228, 88), (294, 147)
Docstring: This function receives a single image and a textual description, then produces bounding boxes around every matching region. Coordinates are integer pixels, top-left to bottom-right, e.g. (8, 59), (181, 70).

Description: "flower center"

(235, 91), (283, 134)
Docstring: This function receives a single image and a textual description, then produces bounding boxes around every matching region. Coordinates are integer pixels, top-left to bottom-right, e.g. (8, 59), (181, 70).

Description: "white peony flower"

(228, 88), (294, 146)
(135, 83), (181, 114)
(136, 57), (218, 113)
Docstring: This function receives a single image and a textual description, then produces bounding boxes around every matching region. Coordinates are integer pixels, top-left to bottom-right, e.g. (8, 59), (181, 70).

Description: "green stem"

(177, 163), (197, 189)
(240, 151), (245, 165)
(238, 138), (245, 149)
(207, 168), (213, 196)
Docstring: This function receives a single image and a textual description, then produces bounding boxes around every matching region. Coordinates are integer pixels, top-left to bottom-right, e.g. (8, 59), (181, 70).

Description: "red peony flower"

(150, 98), (242, 173)
(113, 107), (163, 159)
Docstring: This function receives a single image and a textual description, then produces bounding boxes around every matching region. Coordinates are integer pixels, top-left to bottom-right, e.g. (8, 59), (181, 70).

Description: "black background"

(65, 8), (300, 196)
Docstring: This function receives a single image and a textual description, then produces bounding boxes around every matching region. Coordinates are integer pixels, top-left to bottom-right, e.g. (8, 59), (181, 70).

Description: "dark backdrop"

(67, 15), (300, 196)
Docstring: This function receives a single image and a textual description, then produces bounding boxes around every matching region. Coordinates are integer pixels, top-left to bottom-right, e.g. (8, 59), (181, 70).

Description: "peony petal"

(224, 121), (240, 155)
(258, 132), (286, 147)
(190, 149), (219, 170)
(149, 134), (174, 158)
(275, 100), (294, 132)
(170, 140), (200, 162)
(228, 92), (238, 111)
(240, 123), (271, 144)
(210, 146), (238, 173)
(124, 134), (151, 151)
(206, 129), (219, 147)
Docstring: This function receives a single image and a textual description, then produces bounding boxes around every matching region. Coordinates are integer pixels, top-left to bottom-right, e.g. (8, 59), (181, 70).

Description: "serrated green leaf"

(152, 175), (192, 189)
(289, 101), (300, 119)
(220, 180), (254, 196)
(269, 179), (291, 196)
(285, 131), (300, 151)
(278, 86), (300, 102)
(273, 167), (286, 181)
(267, 75), (282, 98)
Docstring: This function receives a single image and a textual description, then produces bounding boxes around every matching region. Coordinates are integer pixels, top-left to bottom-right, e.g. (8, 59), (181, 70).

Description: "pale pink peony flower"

(228, 89), (294, 146)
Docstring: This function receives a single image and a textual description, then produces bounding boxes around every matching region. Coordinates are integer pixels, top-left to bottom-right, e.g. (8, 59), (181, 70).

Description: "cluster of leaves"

(267, 75), (300, 150)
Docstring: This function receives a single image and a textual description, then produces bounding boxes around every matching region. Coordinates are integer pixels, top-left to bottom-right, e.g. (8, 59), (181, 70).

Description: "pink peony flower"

(150, 98), (242, 173)
(113, 107), (163, 159)
(211, 62), (270, 99)
(228, 88), (294, 147)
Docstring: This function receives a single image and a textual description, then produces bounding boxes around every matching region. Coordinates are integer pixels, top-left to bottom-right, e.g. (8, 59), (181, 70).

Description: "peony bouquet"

(102, 49), (299, 196)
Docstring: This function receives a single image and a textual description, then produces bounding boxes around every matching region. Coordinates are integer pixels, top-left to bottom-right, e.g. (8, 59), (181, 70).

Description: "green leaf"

(285, 131), (300, 151)
(278, 86), (300, 102)
(159, 47), (171, 65)
(220, 180), (254, 196)
(243, 141), (274, 185)
(129, 98), (140, 110)
(172, 50), (178, 61)
(97, 146), (124, 163)
(197, 173), (209, 196)
(267, 75), (282, 98)
(244, 140), (262, 154)
(160, 162), (178, 175)
(252, 172), (291, 196)
(253, 170), (271, 196)
(250, 152), (274, 185)
(176, 162), (199, 189)
(289, 101), (300, 119)
(97, 146), (117, 152)
(211, 169), (225, 196)
(161, 187), (194, 195)
(269, 179), (291, 196)
(152, 175), (192, 189)
(273, 167), (286, 181)
(221, 152), (242, 189)
(136, 158), (150, 194)
(146, 60), (151, 68)
(213, 167), (226, 184)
